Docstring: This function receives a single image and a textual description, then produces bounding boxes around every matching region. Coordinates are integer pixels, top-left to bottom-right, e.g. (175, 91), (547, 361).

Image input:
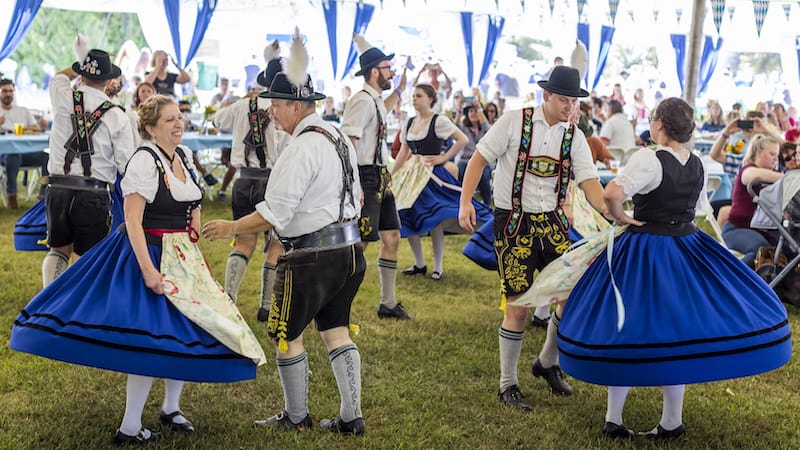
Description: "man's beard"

(378, 72), (392, 91)
(0, 97), (12, 106)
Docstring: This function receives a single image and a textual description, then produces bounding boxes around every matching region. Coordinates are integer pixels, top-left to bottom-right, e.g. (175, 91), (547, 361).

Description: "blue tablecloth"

(0, 132), (232, 155)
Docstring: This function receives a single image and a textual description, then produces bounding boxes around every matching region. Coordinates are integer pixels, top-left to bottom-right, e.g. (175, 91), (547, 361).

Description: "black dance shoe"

(319, 416), (365, 435)
(401, 265), (427, 276)
(377, 303), (413, 320)
(113, 428), (161, 446)
(603, 421), (635, 438)
(256, 306), (270, 322)
(159, 410), (195, 433)
(641, 424), (686, 439)
(530, 316), (549, 329)
(531, 358), (573, 396)
(497, 385), (532, 412)
(253, 410), (312, 430)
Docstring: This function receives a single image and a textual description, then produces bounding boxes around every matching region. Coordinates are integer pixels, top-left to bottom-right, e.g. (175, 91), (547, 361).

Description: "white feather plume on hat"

(570, 39), (588, 81)
(353, 33), (371, 54)
(285, 27), (309, 89)
(264, 39), (280, 62)
(73, 34), (90, 63)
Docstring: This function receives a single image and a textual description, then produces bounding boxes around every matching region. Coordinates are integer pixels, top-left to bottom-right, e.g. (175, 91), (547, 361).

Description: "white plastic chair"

(0, 164), (7, 207)
(706, 174), (722, 199)
(607, 147), (625, 163)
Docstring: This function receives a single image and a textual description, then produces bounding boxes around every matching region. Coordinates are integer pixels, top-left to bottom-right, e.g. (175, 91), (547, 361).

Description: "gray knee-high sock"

(277, 352), (309, 423)
(660, 384), (685, 430)
(499, 327), (525, 392)
(538, 313), (561, 367)
(605, 386), (632, 425)
(224, 250), (248, 303)
(120, 374), (154, 435)
(260, 262), (277, 310)
(329, 343), (362, 422)
(42, 250), (69, 287)
(377, 258), (398, 308)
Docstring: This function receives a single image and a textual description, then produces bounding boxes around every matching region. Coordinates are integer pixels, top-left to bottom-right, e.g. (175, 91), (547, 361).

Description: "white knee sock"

(162, 379), (186, 423)
(42, 250), (69, 288)
(260, 262), (277, 310)
(407, 236), (426, 268)
(660, 384), (685, 430)
(119, 374), (154, 435)
(224, 251), (248, 303)
(499, 327), (524, 392)
(430, 226), (445, 274)
(538, 313), (561, 367)
(533, 305), (550, 320)
(377, 258), (398, 308)
(605, 386), (631, 425)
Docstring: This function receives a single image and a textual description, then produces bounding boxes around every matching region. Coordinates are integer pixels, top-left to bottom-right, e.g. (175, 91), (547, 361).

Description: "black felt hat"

(257, 58), (283, 89)
(72, 49), (122, 81)
(259, 72), (325, 102)
(355, 47), (395, 77)
(537, 65), (589, 98)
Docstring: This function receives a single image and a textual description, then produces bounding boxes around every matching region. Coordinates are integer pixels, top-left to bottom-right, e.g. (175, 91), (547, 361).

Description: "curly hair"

(137, 94), (177, 141)
(652, 97), (695, 144)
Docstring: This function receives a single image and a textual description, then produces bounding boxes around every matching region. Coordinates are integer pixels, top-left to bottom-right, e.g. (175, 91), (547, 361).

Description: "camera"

(737, 119), (754, 130)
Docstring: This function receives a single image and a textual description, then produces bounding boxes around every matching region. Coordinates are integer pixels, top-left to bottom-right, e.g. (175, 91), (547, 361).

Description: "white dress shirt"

(476, 107), (598, 212)
(340, 83), (389, 166)
(213, 96), (289, 169)
(255, 113), (362, 238)
(121, 142), (202, 203)
(399, 114), (458, 146)
(0, 104), (37, 133)
(599, 112), (636, 149)
(48, 74), (135, 183)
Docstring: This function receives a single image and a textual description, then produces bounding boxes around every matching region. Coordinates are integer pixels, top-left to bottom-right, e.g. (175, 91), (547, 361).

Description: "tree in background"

(11, 9), (146, 87)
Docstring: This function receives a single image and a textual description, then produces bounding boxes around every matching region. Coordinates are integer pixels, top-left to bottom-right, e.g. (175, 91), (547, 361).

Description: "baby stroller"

(749, 170), (800, 307)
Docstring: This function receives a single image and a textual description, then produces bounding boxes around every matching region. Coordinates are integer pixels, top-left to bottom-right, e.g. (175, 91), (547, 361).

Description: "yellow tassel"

(278, 338), (288, 353)
(36, 238), (47, 245)
(349, 324), (360, 335)
(229, 238), (236, 248)
(500, 295), (507, 315)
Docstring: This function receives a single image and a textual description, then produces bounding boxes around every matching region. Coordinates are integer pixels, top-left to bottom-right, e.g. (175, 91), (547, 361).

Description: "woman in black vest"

(556, 98), (790, 439)
(391, 84), (490, 280)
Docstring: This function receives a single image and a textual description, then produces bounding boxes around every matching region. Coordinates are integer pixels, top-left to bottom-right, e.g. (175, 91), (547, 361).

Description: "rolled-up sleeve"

(476, 111), (514, 164)
(255, 149), (316, 234)
(339, 95), (370, 139)
(570, 131), (599, 185)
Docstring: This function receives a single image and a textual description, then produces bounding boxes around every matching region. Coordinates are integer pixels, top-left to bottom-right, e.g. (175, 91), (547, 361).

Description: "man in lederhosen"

(43, 48), (134, 286)
(340, 35), (410, 320)
(459, 66), (607, 411)
(203, 31), (367, 435)
(213, 40), (290, 321)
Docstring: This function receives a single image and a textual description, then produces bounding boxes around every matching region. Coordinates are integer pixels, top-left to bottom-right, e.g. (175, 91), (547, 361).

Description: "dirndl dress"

(13, 198), (48, 251)
(557, 151), (791, 386)
(10, 145), (260, 383)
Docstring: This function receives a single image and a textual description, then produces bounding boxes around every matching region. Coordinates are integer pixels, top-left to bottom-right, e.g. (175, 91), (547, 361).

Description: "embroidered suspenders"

(298, 125), (357, 221)
(242, 96), (270, 168)
(64, 91), (122, 177)
(361, 90), (387, 166)
(504, 108), (574, 238)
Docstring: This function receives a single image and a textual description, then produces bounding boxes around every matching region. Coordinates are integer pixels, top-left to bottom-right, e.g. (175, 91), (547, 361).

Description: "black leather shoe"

(431, 271), (444, 281)
(159, 410), (195, 433)
(401, 265), (427, 276)
(113, 428), (161, 446)
(641, 424), (686, 439)
(256, 306), (270, 322)
(203, 173), (219, 186)
(319, 416), (365, 435)
(603, 421), (635, 438)
(531, 358), (573, 396)
(377, 303), (413, 320)
(530, 316), (549, 329)
(253, 410), (312, 430)
(497, 385), (532, 412)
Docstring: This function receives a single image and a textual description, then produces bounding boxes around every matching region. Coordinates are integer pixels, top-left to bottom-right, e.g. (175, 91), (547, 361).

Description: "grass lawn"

(1, 196), (799, 449)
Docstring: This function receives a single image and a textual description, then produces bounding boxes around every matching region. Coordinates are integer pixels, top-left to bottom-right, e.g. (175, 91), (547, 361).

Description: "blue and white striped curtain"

(460, 12), (505, 88)
(0, 0), (43, 62)
(322, 0), (375, 81)
(670, 33), (687, 91)
(137, 0), (217, 67)
(577, 22), (590, 87)
(592, 25), (615, 90)
(671, 34), (723, 95)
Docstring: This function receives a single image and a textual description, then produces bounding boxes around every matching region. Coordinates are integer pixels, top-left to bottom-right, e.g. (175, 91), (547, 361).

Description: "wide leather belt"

(279, 220), (360, 255)
(46, 174), (111, 192)
(628, 221), (697, 236)
(239, 167), (271, 180)
(117, 223), (162, 246)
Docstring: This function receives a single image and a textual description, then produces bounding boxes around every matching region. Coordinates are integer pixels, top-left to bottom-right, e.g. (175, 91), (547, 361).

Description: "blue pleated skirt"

(10, 231), (257, 383)
(109, 176), (125, 231)
(558, 230), (792, 386)
(399, 165), (492, 238)
(14, 199), (47, 252)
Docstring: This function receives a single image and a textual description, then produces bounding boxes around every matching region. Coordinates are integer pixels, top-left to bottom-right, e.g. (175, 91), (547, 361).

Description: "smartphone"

(463, 96), (475, 104)
(737, 119), (754, 130)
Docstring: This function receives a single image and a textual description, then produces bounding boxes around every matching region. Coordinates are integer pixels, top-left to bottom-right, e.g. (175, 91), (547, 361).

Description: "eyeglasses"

(784, 152), (798, 163)
(376, 65), (394, 72)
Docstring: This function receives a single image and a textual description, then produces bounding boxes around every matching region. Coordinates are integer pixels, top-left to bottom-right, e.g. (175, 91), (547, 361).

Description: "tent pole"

(683, 0), (705, 109)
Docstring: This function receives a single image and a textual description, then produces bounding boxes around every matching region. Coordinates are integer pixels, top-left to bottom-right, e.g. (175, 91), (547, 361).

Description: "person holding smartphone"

(709, 110), (783, 183)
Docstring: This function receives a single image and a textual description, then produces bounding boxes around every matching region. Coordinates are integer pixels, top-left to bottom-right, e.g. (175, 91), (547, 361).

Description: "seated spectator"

(700, 100), (725, 134)
(0, 78), (47, 208)
(321, 96), (340, 122)
(484, 102), (499, 125)
(599, 99), (635, 149)
(773, 103), (795, 132)
(709, 110), (782, 183)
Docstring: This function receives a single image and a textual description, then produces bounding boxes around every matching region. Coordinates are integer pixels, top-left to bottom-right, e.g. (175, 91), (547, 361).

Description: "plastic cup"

(610, 160), (620, 174)
(13, 123), (23, 135)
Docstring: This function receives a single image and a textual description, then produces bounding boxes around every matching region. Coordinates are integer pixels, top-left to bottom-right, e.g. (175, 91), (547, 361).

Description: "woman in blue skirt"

(558, 98), (791, 439)
(10, 95), (264, 445)
(392, 83), (491, 280)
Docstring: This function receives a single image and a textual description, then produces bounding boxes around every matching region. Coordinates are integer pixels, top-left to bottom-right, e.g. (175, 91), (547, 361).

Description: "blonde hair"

(138, 94), (177, 141)
(150, 50), (166, 69)
(743, 134), (779, 165)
